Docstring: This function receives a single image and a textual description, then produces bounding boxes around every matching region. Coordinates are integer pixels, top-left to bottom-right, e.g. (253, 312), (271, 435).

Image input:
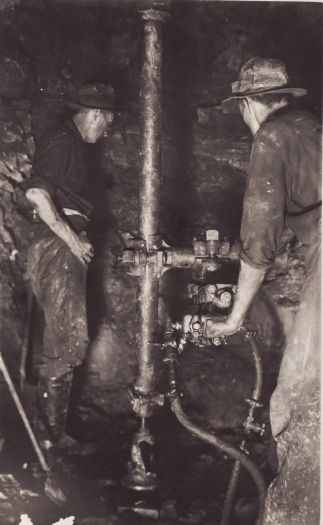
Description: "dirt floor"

(0, 315), (278, 525)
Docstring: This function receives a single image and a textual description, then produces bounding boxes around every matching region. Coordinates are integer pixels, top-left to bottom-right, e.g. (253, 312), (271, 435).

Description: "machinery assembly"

(1, 1), (320, 524)
(118, 3), (267, 522)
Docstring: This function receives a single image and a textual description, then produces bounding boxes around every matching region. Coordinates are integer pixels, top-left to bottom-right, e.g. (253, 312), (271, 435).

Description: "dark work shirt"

(22, 120), (92, 219)
(240, 109), (322, 269)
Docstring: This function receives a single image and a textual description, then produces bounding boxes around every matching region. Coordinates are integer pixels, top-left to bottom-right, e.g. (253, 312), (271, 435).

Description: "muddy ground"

(0, 264), (284, 525)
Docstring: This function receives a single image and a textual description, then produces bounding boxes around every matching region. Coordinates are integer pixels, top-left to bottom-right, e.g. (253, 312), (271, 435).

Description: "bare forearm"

(26, 187), (93, 265)
(229, 259), (267, 327)
(26, 188), (73, 243)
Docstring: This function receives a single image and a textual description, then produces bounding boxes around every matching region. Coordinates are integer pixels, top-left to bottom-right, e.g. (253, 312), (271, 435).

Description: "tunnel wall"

(0, 1), (321, 428)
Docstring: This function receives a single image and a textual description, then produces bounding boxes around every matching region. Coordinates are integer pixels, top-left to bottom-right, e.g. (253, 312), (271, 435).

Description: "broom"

(0, 352), (67, 506)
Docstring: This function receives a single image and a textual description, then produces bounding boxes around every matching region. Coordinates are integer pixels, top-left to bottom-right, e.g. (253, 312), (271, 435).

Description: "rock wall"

(0, 97), (34, 376)
(0, 2), (321, 430)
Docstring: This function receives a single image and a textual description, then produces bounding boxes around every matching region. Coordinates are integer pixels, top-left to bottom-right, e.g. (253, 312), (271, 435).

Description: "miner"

(22, 84), (115, 468)
(205, 58), (321, 524)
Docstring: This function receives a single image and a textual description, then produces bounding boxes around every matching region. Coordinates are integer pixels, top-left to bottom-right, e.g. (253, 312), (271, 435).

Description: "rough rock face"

(0, 3), (321, 433)
(0, 0), (20, 11)
(0, 97), (34, 376)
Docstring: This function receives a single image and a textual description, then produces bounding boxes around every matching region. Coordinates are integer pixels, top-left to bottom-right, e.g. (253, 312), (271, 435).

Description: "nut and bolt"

(218, 290), (232, 307)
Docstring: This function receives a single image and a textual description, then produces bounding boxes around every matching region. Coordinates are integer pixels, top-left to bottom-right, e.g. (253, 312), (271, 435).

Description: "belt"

(32, 208), (90, 223)
(61, 208), (90, 222)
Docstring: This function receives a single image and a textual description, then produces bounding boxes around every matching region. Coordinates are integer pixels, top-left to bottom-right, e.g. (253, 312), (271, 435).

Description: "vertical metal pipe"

(139, 11), (163, 246)
(135, 10), (166, 394)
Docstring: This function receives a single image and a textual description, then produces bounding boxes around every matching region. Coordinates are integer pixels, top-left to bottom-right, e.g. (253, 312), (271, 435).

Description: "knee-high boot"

(35, 370), (74, 464)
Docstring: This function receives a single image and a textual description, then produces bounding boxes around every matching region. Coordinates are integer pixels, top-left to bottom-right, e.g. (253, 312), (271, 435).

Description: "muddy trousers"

(263, 237), (321, 525)
(28, 231), (89, 447)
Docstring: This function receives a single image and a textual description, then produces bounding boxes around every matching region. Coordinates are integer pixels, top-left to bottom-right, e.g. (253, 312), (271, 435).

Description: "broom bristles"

(44, 473), (68, 507)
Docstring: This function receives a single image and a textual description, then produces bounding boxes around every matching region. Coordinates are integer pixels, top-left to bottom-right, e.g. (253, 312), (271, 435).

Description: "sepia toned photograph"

(0, 1), (321, 524)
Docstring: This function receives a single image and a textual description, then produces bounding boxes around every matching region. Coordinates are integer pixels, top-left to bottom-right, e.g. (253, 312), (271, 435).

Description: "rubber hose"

(248, 334), (263, 401)
(221, 333), (263, 524)
(221, 460), (242, 524)
(170, 396), (266, 525)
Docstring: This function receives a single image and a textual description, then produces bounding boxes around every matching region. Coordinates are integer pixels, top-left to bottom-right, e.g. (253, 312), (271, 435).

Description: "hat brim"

(222, 87), (307, 114)
(65, 101), (116, 111)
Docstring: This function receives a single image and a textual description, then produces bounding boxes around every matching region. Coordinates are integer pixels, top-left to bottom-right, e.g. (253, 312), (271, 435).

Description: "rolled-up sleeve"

(240, 132), (286, 269)
(21, 131), (72, 197)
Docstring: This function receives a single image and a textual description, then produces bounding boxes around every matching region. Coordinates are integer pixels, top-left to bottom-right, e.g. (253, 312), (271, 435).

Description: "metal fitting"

(217, 289), (233, 308)
(243, 329), (257, 340)
(162, 347), (178, 365)
(122, 418), (161, 491)
(239, 441), (250, 456)
(141, 8), (170, 22)
(245, 398), (263, 409)
(130, 389), (164, 418)
(244, 420), (266, 436)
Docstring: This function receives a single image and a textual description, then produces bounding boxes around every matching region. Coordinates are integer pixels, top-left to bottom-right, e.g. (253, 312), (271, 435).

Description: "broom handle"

(19, 284), (34, 391)
(0, 353), (49, 473)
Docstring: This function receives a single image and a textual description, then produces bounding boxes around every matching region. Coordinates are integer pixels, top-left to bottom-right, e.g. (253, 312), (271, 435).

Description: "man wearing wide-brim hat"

(206, 57), (321, 524)
(21, 84), (116, 497)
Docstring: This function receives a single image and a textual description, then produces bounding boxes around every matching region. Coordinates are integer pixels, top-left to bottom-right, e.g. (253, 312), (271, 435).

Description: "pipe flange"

(140, 8), (170, 22)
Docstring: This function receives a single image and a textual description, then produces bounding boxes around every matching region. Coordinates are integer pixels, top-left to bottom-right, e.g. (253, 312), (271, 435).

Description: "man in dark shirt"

(22, 84), (115, 470)
(204, 58), (321, 524)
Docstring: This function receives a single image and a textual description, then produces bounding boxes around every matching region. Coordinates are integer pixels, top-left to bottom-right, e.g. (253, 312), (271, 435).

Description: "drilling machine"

(118, 3), (266, 524)
(120, 227), (236, 488)
(120, 226), (266, 524)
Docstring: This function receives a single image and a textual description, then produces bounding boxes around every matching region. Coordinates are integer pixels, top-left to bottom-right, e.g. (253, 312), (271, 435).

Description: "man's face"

(83, 109), (114, 143)
(238, 98), (258, 136)
(238, 98), (252, 128)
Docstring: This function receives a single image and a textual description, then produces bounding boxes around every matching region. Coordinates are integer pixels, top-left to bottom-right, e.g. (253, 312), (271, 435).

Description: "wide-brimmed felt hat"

(222, 57), (307, 114)
(66, 83), (116, 111)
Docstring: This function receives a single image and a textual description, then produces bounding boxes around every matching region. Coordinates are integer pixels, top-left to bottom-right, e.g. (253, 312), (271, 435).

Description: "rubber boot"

(35, 370), (74, 470)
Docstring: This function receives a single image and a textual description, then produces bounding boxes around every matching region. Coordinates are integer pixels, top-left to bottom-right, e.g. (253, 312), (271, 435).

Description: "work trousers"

(28, 229), (89, 379)
(263, 235), (321, 525)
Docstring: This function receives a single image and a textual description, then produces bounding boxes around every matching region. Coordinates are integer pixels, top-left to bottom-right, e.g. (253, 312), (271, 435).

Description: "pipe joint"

(130, 388), (165, 418)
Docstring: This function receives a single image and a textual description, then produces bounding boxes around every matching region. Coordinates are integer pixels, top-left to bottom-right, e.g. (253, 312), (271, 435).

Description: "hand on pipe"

(203, 315), (242, 338)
